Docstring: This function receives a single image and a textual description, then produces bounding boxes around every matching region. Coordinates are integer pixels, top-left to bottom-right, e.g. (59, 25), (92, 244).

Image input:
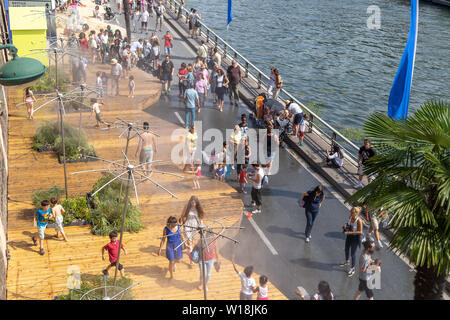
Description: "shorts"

(240, 292), (253, 300)
(110, 261), (124, 270)
(37, 225), (47, 240)
(240, 182), (246, 189)
(370, 215), (379, 231)
(358, 279), (374, 298)
(164, 46), (172, 55)
(141, 21), (148, 28)
(55, 216), (64, 232)
(357, 164), (375, 180)
(95, 112), (103, 122)
(189, 21), (193, 30)
(166, 241), (183, 261)
(139, 149), (153, 165)
(156, 15), (163, 24)
(162, 73), (172, 82)
(298, 130), (305, 137)
(293, 112), (303, 125)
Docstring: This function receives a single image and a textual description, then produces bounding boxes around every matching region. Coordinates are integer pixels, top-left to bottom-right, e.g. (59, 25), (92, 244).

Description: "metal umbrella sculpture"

(17, 85), (100, 199)
(161, 217), (244, 300)
(103, 118), (161, 198)
(71, 152), (184, 285)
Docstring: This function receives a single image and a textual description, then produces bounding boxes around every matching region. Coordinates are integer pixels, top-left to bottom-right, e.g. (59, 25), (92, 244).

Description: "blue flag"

(388, 0), (419, 120)
(227, 0), (232, 28)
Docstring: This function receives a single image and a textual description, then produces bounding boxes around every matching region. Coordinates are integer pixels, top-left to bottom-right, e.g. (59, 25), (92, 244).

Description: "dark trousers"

(251, 187), (262, 207)
(345, 235), (361, 268)
(229, 83), (240, 104)
(111, 75), (120, 96)
(304, 209), (319, 238)
(179, 81), (186, 96)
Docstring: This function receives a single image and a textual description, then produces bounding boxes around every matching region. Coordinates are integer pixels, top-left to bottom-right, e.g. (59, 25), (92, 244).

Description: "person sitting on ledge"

(322, 145), (344, 168)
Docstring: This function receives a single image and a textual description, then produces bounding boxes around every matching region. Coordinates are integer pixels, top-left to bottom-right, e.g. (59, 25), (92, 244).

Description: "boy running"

(91, 98), (110, 128)
(102, 230), (127, 277)
(32, 200), (51, 255)
(50, 197), (69, 242)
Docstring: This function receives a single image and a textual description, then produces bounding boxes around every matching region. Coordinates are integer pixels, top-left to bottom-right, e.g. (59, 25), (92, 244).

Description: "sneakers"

(102, 269), (109, 277)
(305, 236), (310, 243)
(348, 267), (355, 277)
(377, 240), (384, 248)
(32, 236), (37, 246)
(231, 165), (235, 170)
(242, 190), (247, 194)
(39, 248), (45, 255)
(252, 208), (261, 214)
(339, 261), (350, 268)
(353, 182), (363, 189)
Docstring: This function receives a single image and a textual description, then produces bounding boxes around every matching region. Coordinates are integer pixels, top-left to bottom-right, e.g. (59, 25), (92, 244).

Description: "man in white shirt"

(140, 8), (150, 34)
(110, 59), (123, 96)
(285, 99), (304, 136)
(130, 39), (143, 66)
(155, 1), (165, 32)
(100, 31), (109, 64)
(248, 163), (264, 214)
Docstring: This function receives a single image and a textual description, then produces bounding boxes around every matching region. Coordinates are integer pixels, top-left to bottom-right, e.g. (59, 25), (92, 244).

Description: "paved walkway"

(5, 6), (287, 300)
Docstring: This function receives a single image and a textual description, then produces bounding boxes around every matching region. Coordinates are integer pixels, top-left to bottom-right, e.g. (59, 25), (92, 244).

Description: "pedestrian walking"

(272, 68), (283, 99)
(184, 83), (199, 128)
(158, 216), (183, 279)
(155, 1), (166, 32)
(163, 31), (173, 55)
(102, 230), (127, 277)
(110, 58), (122, 96)
(296, 281), (334, 300)
(232, 257), (256, 300)
(180, 196), (205, 265)
(354, 240), (381, 300)
(195, 73), (208, 109)
(24, 87), (37, 120)
(191, 163), (201, 189)
(214, 68), (229, 112)
(32, 200), (51, 255)
(95, 71), (104, 99)
(177, 0), (185, 20)
(135, 121), (158, 174)
(354, 139), (376, 188)
(254, 275), (269, 300)
(50, 197), (68, 242)
(184, 125), (198, 171)
(178, 62), (188, 97)
(151, 38), (160, 70)
(91, 98), (110, 128)
(196, 238), (220, 291)
(140, 7), (150, 34)
(197, 40), (208, 63)
(132, 7), (140, 32)
(212, 47), (222, 70)
(267, 67), (276, 98)
(299, 185), (325, 243)
(265, 126), (279, 175)
(364, 205), (384, 249)
(192, 9), (201, 38)
(227, 60), (242, 107)
(209, 64), (218, 104)
(340, 206), (364, 277)
(160, 54), (174, 95)
(128, 75), (135, 98)
(239, 164), (248, 193)
(248, 163), (265, 214)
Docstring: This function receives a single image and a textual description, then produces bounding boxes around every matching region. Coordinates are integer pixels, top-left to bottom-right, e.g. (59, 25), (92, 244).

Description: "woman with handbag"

(340, 206), (363, 277)
(299, 185), (325, 243)
(215, 68), (229, 112)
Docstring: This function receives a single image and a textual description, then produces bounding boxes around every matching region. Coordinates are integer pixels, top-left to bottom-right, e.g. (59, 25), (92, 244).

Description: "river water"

(182, 0), (450, 131)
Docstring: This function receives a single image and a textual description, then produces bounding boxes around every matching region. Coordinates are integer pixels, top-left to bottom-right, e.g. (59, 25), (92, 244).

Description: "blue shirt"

(36, 209), (51, 227)
(184, 88), (199, 109)
(186, 72), (195, 85)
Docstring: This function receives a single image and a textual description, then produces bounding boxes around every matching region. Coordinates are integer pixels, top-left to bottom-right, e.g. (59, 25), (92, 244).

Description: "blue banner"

(227, 0), (232, 27)
(387, 0), (419, 120)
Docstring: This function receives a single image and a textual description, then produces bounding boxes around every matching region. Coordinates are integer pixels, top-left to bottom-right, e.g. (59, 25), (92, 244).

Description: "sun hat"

(111, 59), (118, 65)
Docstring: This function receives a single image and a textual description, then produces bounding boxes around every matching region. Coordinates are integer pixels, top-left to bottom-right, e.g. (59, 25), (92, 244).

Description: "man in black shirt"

(354, 139), (376, 188)
(227, 60), (242, 107)
(160, 54), (174, 95)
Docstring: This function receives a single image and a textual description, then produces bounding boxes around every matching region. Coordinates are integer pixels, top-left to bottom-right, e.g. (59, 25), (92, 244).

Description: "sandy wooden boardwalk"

(6, 47), (287, 300)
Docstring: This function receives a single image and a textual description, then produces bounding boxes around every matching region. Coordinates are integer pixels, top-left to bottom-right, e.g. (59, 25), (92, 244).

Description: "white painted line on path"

(174, 111), (185, 125)
(247, 214), (279, 256)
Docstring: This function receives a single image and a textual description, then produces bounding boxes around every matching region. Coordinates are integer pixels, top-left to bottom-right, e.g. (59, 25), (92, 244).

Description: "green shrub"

(61, 195), (91, 221)
(56, 274), (134, 300)
(30, 66), (69, 93)
(31, 185), (65, 210)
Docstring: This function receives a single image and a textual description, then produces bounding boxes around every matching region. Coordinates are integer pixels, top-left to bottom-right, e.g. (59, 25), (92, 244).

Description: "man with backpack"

(197, 40), (208, 64)
(248, 163), (265, 214)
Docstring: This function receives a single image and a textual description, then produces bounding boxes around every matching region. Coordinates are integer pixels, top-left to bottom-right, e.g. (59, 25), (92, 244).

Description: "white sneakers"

(305, 236), (311, 243)
(348, 268), (355, 277)
(353, 181), (363, 189)
(377, 240), (384, 248)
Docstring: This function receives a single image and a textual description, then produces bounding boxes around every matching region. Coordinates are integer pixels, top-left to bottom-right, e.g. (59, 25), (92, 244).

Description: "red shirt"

(178, 68), (188, 77)
(103, 240), (124, 263)
(203, 241), (216, 261)
(164, 34), (173, 48)
(239, 170), (247, 183)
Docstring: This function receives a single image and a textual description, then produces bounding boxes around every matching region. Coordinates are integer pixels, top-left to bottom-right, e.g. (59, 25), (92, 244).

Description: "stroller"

(104, 5), (115, 20)
(274, 114), (292, 148)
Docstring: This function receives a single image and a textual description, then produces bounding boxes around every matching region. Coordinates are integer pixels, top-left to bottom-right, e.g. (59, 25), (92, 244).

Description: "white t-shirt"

(141, 10), (149, 22)
(92, 103), (101, 114)
(100, 34), (108, 44)
(313, 292), (334, 300)
(133, 11), (140, 21)
(288, 102), (302, 115)
(300, 119), (306, 132)
(96, 76), (103, 88)
(257, 285), (268, 299)
(252, 167), (265, 190)
(130, 41), (143, 53)
(238, 272), (256, 295)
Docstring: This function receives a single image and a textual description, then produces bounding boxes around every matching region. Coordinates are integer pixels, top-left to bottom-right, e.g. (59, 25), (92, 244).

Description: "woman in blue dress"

(158, 216), (183, 279)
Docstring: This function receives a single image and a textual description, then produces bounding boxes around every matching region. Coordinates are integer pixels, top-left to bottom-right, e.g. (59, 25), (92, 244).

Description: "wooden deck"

(6, 58), (287, 300)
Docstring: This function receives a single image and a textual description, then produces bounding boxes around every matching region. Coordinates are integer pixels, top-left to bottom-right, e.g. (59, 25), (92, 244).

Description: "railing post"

(245, 61), (249, 78)
(215, 35), (218, 47)
(257, 72), (262, 89)
(206, 29), (209, 43)
(308, 113), (314, 133)
(223, 44), (227, 58)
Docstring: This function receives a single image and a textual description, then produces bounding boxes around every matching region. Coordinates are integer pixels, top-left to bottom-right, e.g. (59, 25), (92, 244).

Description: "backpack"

(207, 57), (215, 70)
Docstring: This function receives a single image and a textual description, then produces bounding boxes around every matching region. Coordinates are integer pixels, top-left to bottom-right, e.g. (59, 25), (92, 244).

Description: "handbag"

(214, 261), (221, 272)
(190, 245), (200, 264)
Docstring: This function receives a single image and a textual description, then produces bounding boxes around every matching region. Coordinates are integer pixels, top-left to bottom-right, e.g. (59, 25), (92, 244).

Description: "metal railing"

(164, 0), (360, 164)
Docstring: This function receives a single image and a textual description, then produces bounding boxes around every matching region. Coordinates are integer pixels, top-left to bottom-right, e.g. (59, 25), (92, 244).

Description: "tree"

(346, 99), (450, 300)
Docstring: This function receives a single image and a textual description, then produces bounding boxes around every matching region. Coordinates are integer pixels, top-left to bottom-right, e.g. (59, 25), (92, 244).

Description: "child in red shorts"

(298, 114), (309, 146)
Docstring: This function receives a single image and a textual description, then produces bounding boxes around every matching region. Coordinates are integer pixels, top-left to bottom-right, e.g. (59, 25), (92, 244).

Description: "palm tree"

(346, 99), (449, 300)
